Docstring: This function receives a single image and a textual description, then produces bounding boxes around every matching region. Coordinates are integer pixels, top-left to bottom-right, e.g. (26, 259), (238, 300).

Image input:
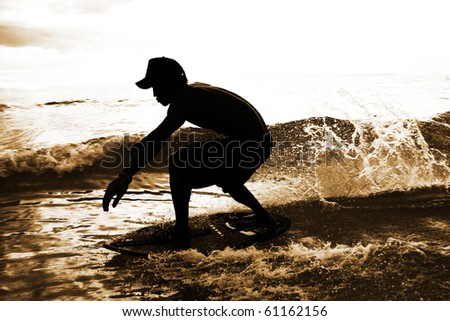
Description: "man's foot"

(170, 234), (191, 249)
(255, 211), (278, 232)
(164, 226), (191, 248)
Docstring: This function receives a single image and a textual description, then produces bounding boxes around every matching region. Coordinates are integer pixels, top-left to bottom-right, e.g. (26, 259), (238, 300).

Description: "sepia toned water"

(1, 75), (449, 300)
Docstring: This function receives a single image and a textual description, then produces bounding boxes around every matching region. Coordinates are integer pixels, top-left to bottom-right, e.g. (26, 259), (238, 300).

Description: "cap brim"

(135, 78), (153, 89)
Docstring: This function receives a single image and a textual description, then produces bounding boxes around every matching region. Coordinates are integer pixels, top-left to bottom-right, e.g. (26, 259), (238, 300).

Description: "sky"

(1, 0), (450, 90)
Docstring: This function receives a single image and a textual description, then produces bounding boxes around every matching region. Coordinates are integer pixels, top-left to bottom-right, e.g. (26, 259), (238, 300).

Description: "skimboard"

(103, 212), (290, 257)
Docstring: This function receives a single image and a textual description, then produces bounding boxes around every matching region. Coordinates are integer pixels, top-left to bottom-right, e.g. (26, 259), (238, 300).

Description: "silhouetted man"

(103, 57), (275, 243)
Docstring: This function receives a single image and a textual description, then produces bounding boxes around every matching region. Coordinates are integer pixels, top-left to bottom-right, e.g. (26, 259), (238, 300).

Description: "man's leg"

(225, 185), (277, 226)
(170, 175), (191, 236)
(169, 143), (215, 239)
(168, 148), (193, 240)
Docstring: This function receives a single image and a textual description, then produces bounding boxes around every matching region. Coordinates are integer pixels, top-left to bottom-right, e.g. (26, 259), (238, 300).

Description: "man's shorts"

(170, 133), (272, 191)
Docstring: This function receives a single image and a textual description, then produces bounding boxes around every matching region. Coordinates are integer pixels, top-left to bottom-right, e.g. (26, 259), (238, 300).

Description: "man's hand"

(102, 173), (132, 212)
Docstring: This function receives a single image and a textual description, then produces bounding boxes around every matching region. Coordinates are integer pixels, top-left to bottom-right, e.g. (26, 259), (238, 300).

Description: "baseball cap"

(135, 57), (187, 89)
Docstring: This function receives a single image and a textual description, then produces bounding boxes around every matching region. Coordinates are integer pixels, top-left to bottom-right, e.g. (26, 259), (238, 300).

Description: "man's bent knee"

(221, 184), (241, 194)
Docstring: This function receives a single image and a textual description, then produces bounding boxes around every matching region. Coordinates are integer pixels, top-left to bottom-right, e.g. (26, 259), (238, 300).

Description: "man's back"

(170, 83), (269, 140)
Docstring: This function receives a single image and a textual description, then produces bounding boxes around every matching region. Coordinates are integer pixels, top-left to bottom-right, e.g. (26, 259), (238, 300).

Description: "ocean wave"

(418, 111), (450, 160)
(1, 113), (449, 196)
(0, 103), (10, 111)
(0, 136), (125, 177)
(37, 99), (96, 107)
(256, 112), (450, 198)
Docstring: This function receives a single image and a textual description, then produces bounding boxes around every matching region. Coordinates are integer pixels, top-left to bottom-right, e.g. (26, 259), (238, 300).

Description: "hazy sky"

(1, 0), (450, 89)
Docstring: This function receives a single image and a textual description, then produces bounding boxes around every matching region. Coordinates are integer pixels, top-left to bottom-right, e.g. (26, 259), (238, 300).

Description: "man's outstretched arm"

(102, 110), (185, 211)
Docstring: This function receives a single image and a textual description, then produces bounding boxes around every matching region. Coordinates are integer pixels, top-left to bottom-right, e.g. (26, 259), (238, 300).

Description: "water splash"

(125, 233), (450, 300)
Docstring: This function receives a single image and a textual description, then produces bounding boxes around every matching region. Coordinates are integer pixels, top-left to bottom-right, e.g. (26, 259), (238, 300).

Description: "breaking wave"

(1, 112), (449, 198)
